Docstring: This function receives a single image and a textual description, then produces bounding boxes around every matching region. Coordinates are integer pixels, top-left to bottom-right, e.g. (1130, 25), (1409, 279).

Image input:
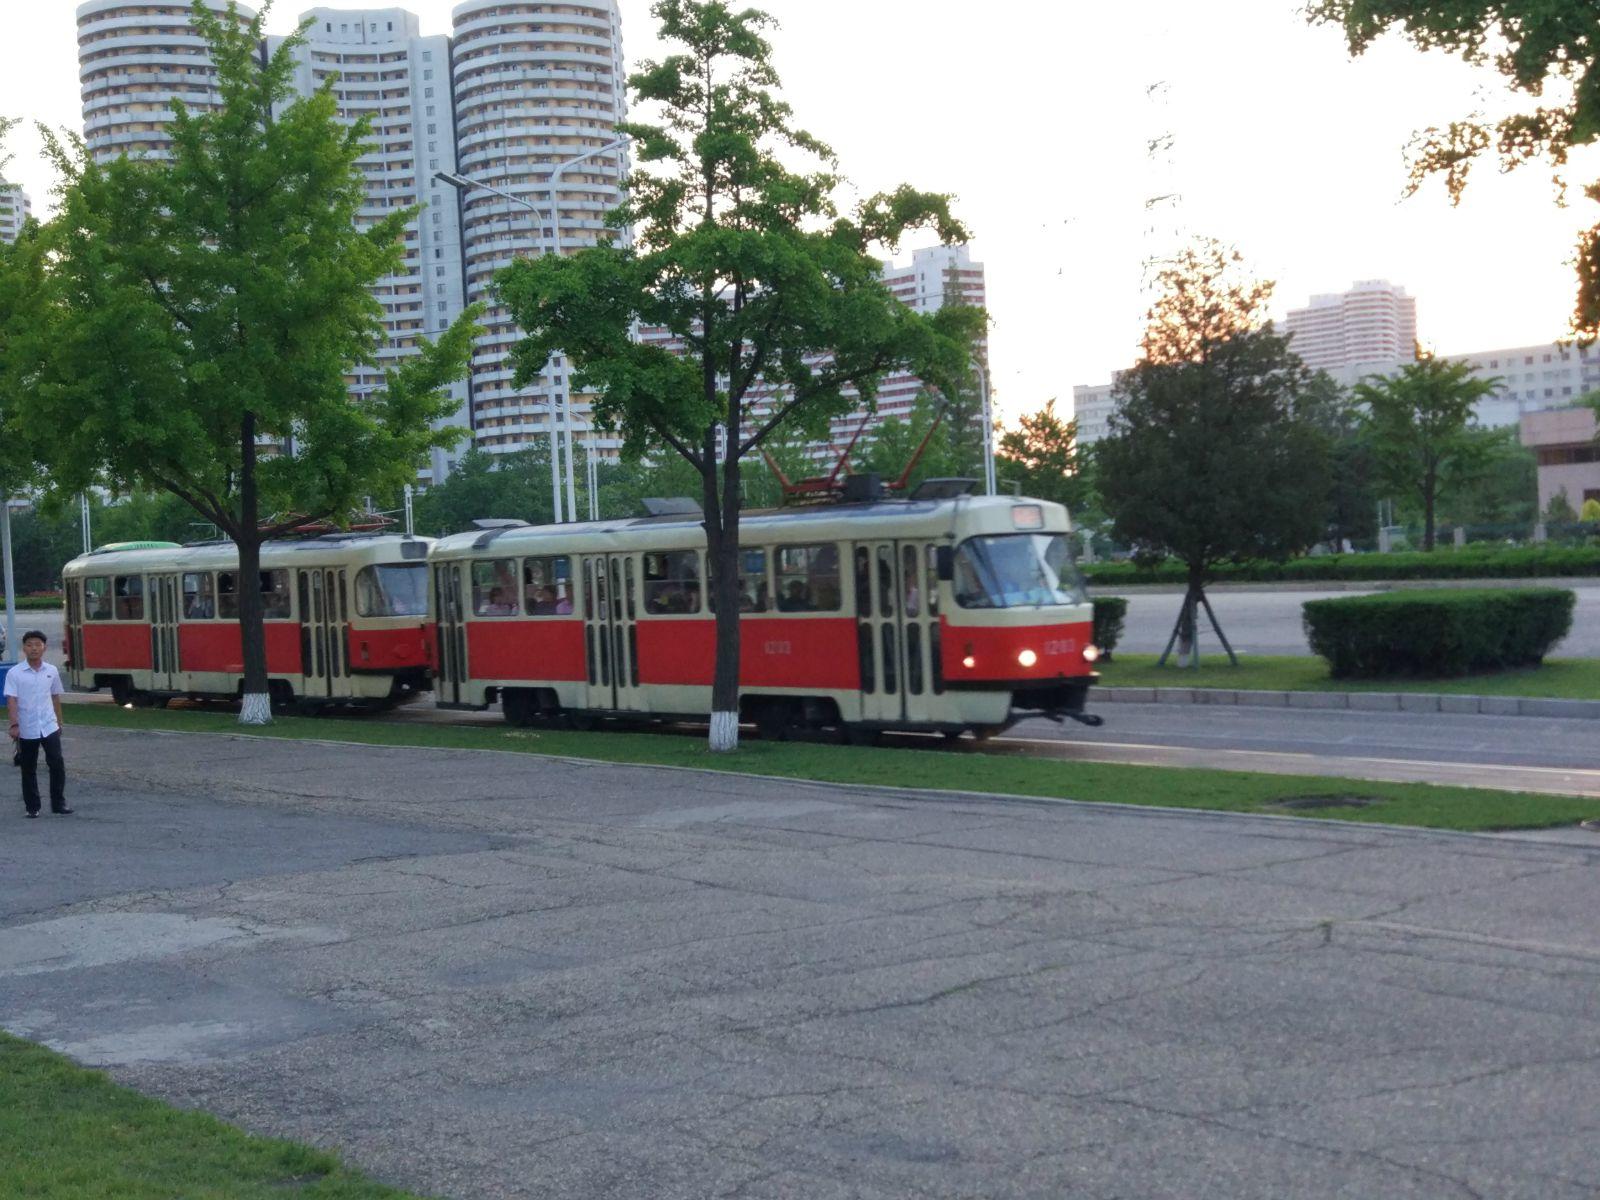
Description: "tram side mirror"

(935, 546), (954, 581)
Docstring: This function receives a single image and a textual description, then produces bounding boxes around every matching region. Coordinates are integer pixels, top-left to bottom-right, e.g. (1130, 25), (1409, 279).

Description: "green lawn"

(1098, 654), (1600, 699)
(65, 701), (1600, 833)
(0, 1033), (432, 1199)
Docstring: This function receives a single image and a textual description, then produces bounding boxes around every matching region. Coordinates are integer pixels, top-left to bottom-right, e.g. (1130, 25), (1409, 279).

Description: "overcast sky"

(4, 0), (1597, 426)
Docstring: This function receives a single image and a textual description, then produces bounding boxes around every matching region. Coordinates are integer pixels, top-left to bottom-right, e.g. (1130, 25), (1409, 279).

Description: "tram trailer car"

(62, 534), (434, 710)
(431, 494), (1100, 740)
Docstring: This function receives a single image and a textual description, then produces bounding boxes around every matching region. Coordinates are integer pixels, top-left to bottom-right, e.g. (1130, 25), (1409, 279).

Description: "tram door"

(580, 553), (643, 712)
(297, 568), (342, 699)
(854, 540), (939, 723)
(433, 563), (467, 706)
(148, 573), (182, 692)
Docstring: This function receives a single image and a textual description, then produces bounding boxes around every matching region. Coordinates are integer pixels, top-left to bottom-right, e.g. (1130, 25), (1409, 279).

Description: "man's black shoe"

(24, 810), (39, 818)
(51, 806), (73, 815)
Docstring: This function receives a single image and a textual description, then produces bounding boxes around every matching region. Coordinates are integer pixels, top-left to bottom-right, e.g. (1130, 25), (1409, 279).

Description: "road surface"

(4, 728), (1600, 1199)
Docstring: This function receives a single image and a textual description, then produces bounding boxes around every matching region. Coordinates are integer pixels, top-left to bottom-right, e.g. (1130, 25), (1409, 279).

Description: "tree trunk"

(237, 411), (272, 725)
(1422, 464), (1437, 552)
(705, 442), (743, 752)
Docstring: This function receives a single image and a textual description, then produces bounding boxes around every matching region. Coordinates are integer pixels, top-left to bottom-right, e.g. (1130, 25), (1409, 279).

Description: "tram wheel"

(941, 729), (968, 746)
(130, 690), (158, 709)
(565, 711), (598, 732)
(971, 725), (1004, 743)
(109, 678), (134, 707)
(753, 701), (795, 742)
(840, 724), (880, 747)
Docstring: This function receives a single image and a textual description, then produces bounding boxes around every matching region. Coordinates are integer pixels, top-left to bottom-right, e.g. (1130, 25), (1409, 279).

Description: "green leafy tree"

(496, 0), (981, 751)
(1310, 2), (1600, 339)
(411, 448), (558, 536)
(1354, 357), (1498, 551)
(1543, 488), (1578, 524)
(1438, 425), (1539, 533)
(23, 2), (478, 723)
(1097, 240), (1332, 666)
(1581, 497), (1600, 523)
(994, 399), (1088, 511)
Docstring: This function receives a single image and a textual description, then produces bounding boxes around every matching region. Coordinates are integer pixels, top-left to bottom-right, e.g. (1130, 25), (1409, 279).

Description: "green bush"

(0, 595), (62, 610)
(1302, 588), (1575, 678)
(1091, 596), (1128, 661)
(1084, 544), (1600, 586)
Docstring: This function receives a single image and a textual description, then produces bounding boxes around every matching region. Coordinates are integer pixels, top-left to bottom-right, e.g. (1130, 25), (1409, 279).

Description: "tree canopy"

(1097, 241), (1332, 664)
(994, 400), (1090, 513)
(1309, 1), (1600, 339)
(495, 0), (984, 749)
(1353, 356), (1499, 550)
(20, 1), (478, 719)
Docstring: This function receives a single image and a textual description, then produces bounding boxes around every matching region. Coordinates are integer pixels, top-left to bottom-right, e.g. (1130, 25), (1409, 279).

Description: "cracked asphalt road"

(4, 726), (1600, 1199)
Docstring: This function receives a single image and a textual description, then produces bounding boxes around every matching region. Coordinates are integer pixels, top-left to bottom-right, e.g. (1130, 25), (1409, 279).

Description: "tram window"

(925, 545), (940, 617)
(881, 623), (897, 692)
(218, 572), (239, 619)
(183, 572), (216, 620)
(643, 550), (701, 614)
(775, 544), (839, 612)
(906, 624), (923, 694)
(83, 576), (113, 621)
(472, 559), (519, 616)
(624, 557), (635, 620)
(711, 548), (769, 613)
(263, 570), (292, 619)
(876, 546), (895, 618)
(355, 564), (428, 617)
(521, 555), (572, 615)
(584, 559), (595, 620)
(854, 547), (871, 618)
(114, 575), (144, 621)
(902, 546), (921, 617)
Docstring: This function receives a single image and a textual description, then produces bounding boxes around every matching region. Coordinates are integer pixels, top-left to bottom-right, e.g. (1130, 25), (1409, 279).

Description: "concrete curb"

(1087, 577), (1600, 595)
(1097, 686), (1600, 720)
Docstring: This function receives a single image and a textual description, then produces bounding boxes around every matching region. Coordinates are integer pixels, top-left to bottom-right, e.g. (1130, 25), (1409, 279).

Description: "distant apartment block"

(1449, 341), (1600, 429)
(267, 8), (467, 485)
(1283, 279), (1416, 384)
(0, 185), (30, 243)
(1070, 381), (1118, 449)
(77, 0), (258, 164)
(1520, 405), (1600, 513)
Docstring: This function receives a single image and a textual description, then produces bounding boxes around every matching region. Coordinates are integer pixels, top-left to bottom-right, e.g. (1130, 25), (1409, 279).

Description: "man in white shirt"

(5, 630), (71, 818)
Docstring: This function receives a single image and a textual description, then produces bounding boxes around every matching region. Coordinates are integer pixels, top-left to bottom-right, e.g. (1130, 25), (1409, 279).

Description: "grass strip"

(0, 1032), (432, 1200)
(1098, 654), (1600, 699)
(66, 701), (1600, 833)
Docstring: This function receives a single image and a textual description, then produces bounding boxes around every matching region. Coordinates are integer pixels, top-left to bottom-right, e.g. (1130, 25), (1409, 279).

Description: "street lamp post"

(974, 361), (996, 496)
(434, 170), (563, 522)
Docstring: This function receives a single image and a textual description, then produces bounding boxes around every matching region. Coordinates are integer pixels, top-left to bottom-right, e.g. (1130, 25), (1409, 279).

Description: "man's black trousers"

(19, 731), (66, 815)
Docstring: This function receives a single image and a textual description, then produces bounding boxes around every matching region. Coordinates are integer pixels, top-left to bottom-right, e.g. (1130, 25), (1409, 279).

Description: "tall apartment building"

(267, 9), (468, 485)
(0, 185), (30, 244)
(1283, 280), (1417, 384)
(77, 0), (258, 164)
(450, 0), (629, 461)
(868, 244), (987, 433)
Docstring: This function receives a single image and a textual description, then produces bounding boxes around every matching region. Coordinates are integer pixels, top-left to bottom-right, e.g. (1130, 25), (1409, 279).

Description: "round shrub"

(1301, 588), (1576, 678)
(1091, 596), (1128, 661)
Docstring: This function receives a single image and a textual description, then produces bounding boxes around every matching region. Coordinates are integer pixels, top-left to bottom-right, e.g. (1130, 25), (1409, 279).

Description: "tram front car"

(939, 496), (1101, 734)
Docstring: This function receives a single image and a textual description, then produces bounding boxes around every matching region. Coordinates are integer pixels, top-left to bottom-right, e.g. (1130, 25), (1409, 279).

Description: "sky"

(3, 0), (1598, 428)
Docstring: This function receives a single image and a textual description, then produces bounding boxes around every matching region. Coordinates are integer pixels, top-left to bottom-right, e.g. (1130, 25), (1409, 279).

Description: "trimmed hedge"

(1091, 596), (1128, 661)
(1085, 544), (1600, 586)
(1302, 588), (1575, 678)
(0, 595), (62, 610)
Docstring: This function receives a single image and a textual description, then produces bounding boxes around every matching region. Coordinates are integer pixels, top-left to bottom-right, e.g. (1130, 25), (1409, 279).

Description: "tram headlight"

(961, 655), (976, 670)
(1017, 649), (1037, 668)
(1082, 644), (1100, 663)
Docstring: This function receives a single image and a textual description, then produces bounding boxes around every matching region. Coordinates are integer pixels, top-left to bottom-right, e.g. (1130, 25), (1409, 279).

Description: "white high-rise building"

(77, 0), (258, 164)
(1071, 381), (1119, 448)
(450, 0), (629, 459)
(268, 9), (468, 485)
(1283, 280), (1416, 383)
(0, 185), (30, 244)
(870, 244), (987, 431)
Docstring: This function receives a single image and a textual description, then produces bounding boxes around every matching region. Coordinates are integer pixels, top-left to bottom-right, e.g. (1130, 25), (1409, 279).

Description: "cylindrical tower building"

(449, 0), (629, 460)
(76, 0), (259, 164)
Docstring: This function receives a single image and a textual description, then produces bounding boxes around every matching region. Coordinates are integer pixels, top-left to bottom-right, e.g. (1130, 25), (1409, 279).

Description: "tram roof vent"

(910, 477), (980, 501)
(841, 474), (884, 504)
(469, 518), (529, 530)
(639, 497), (701, 518)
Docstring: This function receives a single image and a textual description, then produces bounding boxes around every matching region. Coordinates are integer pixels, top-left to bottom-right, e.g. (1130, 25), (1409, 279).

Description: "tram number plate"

(1043, 639), (1076, 656)
(763, 640), (793, 656)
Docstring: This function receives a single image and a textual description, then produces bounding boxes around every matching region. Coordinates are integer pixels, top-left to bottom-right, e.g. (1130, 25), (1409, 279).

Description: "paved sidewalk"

(5, 727), (1600, 1199)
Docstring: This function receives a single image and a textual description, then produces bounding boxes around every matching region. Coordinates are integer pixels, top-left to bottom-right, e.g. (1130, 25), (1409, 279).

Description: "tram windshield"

(355, 564), (429, 618)
(953, 533), (1087, 609)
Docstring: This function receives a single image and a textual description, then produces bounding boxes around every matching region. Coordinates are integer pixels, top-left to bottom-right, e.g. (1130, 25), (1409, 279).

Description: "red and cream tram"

(62, 534), (434, 710)
(430, 493), (1100, 739)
